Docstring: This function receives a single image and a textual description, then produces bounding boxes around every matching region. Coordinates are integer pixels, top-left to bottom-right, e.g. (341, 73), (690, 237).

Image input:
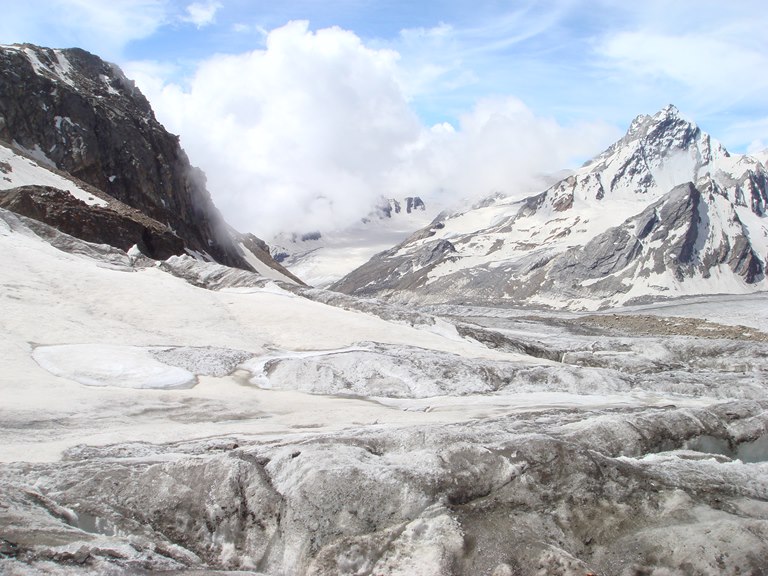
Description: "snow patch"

(32, 344), (197, 389)
(0, 142), (108, 207)
(237, 242), (297, 284)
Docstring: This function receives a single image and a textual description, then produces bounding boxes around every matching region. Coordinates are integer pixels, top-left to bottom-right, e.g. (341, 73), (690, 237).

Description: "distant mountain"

(368, 196), (426, 220)
(333, 106), (768, 309)
(0, 43), (299, 282)
(270, 195), (433, 287)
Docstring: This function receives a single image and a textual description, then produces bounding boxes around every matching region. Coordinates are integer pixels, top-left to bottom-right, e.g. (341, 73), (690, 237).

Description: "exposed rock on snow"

(0, 184), (186, 260)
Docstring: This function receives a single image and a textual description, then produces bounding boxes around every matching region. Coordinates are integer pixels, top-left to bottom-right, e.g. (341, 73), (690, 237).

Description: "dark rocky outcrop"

(0, 44), (250, 269)
(0, 185), (185, 259)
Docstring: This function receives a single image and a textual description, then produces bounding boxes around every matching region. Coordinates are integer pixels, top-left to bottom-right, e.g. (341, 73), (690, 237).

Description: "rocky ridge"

(0, 43), (294, 277)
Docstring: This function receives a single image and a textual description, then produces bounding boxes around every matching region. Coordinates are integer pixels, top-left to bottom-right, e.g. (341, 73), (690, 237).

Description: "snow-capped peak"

(333, 105), (768, 310)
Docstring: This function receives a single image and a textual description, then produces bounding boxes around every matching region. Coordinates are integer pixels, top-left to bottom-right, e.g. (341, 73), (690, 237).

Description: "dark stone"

(0, 185), (185, 259)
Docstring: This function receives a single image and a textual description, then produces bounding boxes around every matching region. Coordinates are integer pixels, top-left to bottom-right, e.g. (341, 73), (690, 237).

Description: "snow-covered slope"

(752, 147), (768, 169)
(0, 141), (106, 207)
(0, 139), (301, 284)
(270, 196), (435, 287)
(0, 206), (540, 462)
(334, 106), (768, 309)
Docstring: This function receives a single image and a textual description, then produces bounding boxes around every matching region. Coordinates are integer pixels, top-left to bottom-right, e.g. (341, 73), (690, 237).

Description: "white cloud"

(181, 1), (222, 29)
(592, 1), (768, 121)
(723, 117), (768, 155)
(131, 21), (617, 238)
(0, 0), (168, 59)
(598, 31), (768, 110)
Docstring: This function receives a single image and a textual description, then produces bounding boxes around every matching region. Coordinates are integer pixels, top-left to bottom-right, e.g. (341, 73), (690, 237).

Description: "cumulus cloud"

(181, 1), (222, 29)
(128, 21), (618, 238)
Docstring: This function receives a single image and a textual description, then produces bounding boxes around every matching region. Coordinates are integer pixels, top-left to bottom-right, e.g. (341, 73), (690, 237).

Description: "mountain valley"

(1, 43), (768, 576)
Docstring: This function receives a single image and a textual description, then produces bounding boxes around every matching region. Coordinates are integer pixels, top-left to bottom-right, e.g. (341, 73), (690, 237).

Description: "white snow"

(99, 73), (121, 96)
(751, 148), (768, 168)
(0, 204), (765, 471)
(0, 210), (548, 462)
(614, 292), (768, 332)
(237, 241), (298, 284)
(272, 206), (436, 287)
(33, 344), (196, 389)
(21, 46), (76, 87)
(0, 141), (108, 207)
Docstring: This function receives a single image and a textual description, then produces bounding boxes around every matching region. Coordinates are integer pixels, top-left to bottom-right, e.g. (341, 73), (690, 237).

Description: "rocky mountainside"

(333, 106), (768, 309)
(0, 43), (295, 279)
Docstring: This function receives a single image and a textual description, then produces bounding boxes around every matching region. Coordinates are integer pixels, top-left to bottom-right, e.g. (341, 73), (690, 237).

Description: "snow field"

(0, 141), (108, 207)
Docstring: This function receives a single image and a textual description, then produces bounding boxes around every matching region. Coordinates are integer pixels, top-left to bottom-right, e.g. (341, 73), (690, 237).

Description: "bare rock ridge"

(0, 185), (185, 259)
(0, 43), (289, 274)
(333, 105), (768, 309)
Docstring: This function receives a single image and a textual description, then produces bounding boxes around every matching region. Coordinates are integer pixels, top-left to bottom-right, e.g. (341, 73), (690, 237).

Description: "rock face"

(333, 106), (768, 309)
(0, 185), (185, 259)
(0, 43), (251, 269)
(374, 196), (426, 219)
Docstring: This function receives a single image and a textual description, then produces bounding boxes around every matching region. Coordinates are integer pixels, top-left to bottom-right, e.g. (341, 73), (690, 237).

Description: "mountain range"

(333, 105), (768, 309)
(269, 195), (434, 287)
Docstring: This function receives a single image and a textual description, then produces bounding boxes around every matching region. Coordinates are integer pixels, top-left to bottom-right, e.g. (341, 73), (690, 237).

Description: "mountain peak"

(625, 104), (695, 141)
(0, 42), (295, 275)
(333, 105), (768, 308)
(659, 103), (681, 117)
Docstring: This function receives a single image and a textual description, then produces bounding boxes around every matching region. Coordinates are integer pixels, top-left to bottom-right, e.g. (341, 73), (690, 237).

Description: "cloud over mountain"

(129, 21), (617, 237)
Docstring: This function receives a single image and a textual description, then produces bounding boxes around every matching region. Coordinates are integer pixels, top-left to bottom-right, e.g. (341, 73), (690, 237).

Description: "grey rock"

(0, 185), (185, 259)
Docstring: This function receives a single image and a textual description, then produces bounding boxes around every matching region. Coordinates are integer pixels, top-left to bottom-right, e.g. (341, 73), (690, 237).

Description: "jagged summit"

(373, 196), (426, 219)
(545, 103), (735, 211)
(333, 105), (768, 309)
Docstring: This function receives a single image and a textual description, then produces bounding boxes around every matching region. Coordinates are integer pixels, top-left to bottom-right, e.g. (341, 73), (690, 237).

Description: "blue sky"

(2, 1), (767, 235)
